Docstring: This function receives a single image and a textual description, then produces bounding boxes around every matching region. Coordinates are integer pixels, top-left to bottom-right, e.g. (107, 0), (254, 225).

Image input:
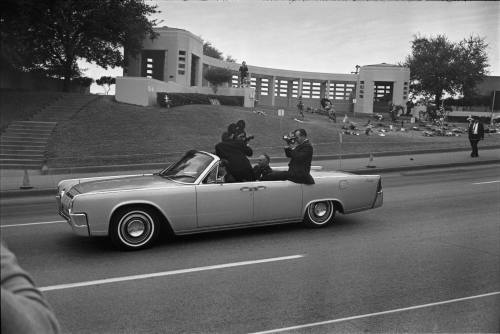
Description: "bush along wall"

(157, 92), (243, 108)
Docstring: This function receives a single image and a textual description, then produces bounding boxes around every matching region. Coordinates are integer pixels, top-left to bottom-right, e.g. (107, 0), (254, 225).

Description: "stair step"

(3, 131), (52, 137)
(1, 136), (48, 142)
(0, 148), (46, 154)
(2, 134), (51, 139)
(0, 140), (48, 146)
(0, 158), (44, 164)
(8, 124), (55, 129)
(0, 153), (44, 159)
(0, 163), (41, 170)
(14, 121), (57, 126)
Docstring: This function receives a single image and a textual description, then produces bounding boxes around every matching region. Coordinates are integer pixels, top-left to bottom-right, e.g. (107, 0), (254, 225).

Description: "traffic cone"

(20, 169), (33, 189)
(366, 153), (376, 168)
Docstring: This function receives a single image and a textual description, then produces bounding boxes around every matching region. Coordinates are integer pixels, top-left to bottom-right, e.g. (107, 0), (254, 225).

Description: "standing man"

(215, 125), (255, 182)
(239, 61), (249, 87)
(263, 129), (314, 184)
(468, 116), (485, 157)
(297, 96), (304, 120)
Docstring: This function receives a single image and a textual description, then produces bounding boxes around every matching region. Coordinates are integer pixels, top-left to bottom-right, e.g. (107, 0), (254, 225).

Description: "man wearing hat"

(468, 116), (485, 157)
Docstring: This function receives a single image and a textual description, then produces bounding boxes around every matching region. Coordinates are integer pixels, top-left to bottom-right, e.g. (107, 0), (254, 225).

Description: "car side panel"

(302, 175), (379, 213)
(302, 176), (344, 213)
(340, 175), (380, 211)
(71, 186), (197, 235)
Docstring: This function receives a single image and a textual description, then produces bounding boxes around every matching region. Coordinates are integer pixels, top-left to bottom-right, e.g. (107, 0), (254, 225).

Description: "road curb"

(2, 159), (499, 199)
(32, 145), (500, 175)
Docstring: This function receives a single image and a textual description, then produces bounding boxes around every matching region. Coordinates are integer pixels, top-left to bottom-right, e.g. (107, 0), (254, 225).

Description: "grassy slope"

(45, 96), (500, 167)
(0, 90), (63, 132)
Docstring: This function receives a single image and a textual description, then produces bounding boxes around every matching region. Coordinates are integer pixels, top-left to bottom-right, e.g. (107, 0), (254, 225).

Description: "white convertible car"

(57, 150), (383, 250)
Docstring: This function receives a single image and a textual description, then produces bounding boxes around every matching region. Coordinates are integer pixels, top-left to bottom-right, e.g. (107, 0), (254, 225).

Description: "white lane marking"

(473, 180), (500, 185)
(0, 220), (65, 228)
(250, 291), (500, 334)
(40, 254), (305, 292)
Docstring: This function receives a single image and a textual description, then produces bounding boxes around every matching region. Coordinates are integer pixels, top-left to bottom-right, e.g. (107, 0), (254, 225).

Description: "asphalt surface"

(1, 165), (499, 333)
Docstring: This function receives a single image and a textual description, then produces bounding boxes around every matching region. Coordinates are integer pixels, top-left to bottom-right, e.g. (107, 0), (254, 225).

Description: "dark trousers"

(469, 139), (480, 157)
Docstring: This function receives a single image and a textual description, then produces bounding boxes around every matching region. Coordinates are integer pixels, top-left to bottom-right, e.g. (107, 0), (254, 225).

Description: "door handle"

(254, 186), (266, 191)
(240, 187), (252, 192)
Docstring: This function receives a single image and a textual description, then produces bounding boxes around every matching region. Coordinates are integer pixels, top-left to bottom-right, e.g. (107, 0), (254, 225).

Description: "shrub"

(157, 93), (243, 108)
(203, 67), (233, 93)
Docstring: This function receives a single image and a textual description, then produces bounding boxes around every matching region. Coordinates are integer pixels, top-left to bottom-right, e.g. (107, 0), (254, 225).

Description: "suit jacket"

(253, 164), (273, 180)
(1, 242), (61, 334)
(215, 140), (255, 182)
(285, 140), (315, 184)
(468, 121), (484, 140)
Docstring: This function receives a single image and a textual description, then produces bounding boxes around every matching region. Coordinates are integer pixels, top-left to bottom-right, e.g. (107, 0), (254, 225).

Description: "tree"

(0, 0), (158, 91)
(203, 41), (223, 60)
(404, 34), (489, 107)
(203, 67), (233, 93)
(96, 76), (116, 95)
(225, 55), (237, 63)
(456, 36), (489, 99)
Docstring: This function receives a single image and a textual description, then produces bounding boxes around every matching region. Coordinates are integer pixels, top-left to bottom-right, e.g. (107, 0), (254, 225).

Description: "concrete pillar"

(326, 80), (331, 99)
(256, 77), (262, 102)
(298, 78), (303, 97)
(270, 76), (276, 106)
(287, 79), (293, 107)
(320, 81), (326, 99)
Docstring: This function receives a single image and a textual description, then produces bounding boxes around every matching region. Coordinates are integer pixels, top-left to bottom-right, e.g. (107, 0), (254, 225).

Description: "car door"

(252, 180), (302, 223)
(195, 165), (255, 228)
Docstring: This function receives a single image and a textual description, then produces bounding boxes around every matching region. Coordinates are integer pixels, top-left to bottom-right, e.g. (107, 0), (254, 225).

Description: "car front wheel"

(303, 201), (335, 227)
(110, 208), (159, 250)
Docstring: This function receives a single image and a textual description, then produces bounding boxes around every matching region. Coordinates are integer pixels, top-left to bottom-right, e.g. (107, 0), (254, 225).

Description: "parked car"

(56, 150), (383, 250)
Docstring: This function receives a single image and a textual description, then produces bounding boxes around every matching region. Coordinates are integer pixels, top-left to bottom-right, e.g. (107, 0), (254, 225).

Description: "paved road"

(1, 165), (499, 333)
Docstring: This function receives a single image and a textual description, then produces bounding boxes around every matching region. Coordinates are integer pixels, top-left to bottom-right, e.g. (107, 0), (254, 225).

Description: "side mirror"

(216, 176), (225, 184)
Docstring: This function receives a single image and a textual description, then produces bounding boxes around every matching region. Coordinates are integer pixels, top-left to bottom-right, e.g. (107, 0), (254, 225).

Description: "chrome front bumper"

(56, 195), (89, 236)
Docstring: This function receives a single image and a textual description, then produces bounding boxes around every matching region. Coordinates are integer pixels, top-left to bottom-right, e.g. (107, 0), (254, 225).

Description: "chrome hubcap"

(313, 203), (328, 217)
(127, 220), (146, 237)
(118, 211), (154, 246)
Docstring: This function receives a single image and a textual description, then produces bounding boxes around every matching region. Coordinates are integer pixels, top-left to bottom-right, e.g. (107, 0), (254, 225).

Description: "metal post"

(491, 90), (496, 126)
(338, 131), (343, 170)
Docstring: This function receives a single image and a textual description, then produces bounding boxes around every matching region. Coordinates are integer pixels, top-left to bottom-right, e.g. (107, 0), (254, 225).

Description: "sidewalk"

(1, 147), (499, 198)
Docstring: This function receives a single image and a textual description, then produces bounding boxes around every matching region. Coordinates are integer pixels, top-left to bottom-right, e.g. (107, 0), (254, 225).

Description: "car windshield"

(160, 150), (214, 183)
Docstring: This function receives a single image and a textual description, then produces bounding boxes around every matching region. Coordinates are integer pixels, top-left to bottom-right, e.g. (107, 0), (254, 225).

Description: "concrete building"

(118, 26), (410, 113)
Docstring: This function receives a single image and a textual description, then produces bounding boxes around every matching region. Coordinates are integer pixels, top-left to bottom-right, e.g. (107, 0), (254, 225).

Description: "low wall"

(116, 76), (254, 107)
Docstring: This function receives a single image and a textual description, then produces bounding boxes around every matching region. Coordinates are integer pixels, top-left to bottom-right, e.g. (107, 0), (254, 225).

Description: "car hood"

(71, 174), (181, 194)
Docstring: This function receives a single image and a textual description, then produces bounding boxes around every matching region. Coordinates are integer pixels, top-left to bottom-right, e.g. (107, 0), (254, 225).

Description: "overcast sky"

(84, 0), (499, 94)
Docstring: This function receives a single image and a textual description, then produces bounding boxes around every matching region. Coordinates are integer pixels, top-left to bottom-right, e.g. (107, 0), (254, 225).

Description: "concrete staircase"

(0, 94), (98, 170)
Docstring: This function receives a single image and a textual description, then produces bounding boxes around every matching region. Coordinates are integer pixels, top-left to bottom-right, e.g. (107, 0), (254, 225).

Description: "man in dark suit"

(468, 116), (485, 157)
(215, 127), (255, 182)
(262, 129), (315, 184)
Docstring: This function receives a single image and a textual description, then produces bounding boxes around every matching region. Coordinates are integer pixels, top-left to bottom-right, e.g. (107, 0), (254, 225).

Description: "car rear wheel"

(303, 201), (335, 227)
(110, 208), (159, 250)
